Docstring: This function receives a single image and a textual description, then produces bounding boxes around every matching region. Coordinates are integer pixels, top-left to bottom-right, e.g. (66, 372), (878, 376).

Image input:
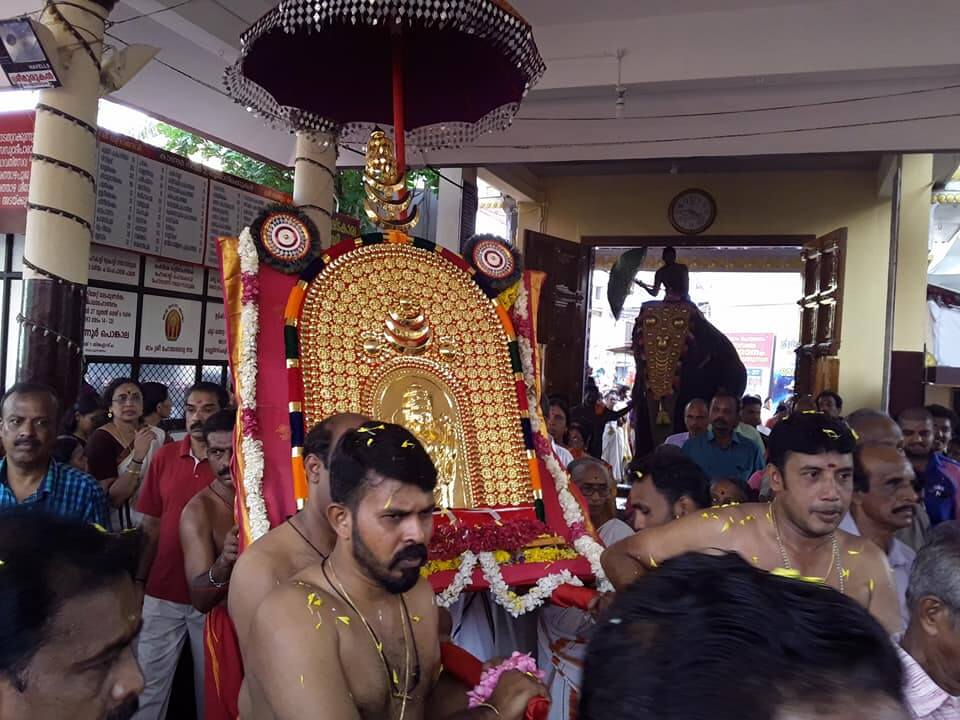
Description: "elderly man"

(664, 398), (708, 448)
(897, 523), (960, 719)
(569, 457), (632, 545)
(841, 443), (919, 626)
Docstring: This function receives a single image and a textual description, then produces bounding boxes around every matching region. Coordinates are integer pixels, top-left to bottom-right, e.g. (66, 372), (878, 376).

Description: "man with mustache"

(603, 411), (904, 634)
(133, 382), (227, 720)
(245, 421), (546, 720)
(0, 510), (144, 720)
(682, 392), (764, 485)
(179, 410), (240, 720)
(899, 407), (960, 527)
(229, 412), (366, 718)
(0, 383), (108, 526)
(840, 443), (919, 626)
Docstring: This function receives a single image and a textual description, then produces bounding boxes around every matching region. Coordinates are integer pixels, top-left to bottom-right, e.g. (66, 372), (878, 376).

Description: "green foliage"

(148, 124), (294, 194)
(146, 124), (441, 228)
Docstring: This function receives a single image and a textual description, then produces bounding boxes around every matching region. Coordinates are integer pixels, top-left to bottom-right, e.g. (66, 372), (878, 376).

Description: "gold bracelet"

(476, 702), (500, 717)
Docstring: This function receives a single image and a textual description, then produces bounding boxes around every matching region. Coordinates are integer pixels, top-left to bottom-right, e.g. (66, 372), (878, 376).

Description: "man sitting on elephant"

(637, 246), (689, 302)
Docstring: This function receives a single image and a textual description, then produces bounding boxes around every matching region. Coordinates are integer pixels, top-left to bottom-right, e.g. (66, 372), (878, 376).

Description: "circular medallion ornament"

(473, 239), (514, 280)
(250, 205), (321, 274)
(462, 234), (522, 293)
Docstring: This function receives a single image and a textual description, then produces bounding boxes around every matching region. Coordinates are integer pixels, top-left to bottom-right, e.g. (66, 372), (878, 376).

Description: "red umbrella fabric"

(224, 0), (546, 148)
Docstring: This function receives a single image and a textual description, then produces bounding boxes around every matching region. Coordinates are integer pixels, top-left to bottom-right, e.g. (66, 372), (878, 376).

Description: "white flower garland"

(544, 453), (613, 592)
(479, 551), (583, 618)
(238, 229), (270, 540)
(436, 551), (479, 608)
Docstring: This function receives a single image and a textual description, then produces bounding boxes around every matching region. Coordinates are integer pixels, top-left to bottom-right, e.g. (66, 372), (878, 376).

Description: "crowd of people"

(2, 373), (960, 720)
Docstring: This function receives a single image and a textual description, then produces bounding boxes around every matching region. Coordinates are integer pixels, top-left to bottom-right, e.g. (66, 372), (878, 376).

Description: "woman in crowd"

(85, 378), (162, 529)
(52, 434), (87, 472)
(60, 392), (107, 447)
(141, 381), (173, 443)
(566, 421), (592, 460)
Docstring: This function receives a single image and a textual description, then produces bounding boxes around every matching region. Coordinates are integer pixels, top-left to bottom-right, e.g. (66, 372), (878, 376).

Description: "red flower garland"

(429, 519), (549, 561)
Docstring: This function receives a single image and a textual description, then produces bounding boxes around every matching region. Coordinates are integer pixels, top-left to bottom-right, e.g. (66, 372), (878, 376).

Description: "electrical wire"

(108, 0), (198, 26)
(515, 82), (960, 122)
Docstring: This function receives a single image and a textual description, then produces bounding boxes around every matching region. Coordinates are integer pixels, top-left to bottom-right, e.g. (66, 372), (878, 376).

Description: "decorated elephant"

(608, 248), (747, 455)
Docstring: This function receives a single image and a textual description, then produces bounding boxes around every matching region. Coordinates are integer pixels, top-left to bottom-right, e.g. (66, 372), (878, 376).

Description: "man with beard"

(245, 421), (546, 720)
(133, 382), (227, 720)
(603, 412), (904, 634)
(0, 383), (108, 525)
(0, 510), (144, 720)
(179, 410), (240, 720)
(841, 443), (919, 626)
(626, 450), (711, 532)
(682, 393), (764, 484)
(229, 412), (366, 718)
(899, 407), (959, 527)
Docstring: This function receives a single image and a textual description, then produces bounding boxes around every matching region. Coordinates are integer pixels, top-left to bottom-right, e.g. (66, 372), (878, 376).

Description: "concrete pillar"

(892, 153), (933, 353)
(293, 132), (336, 247)
(18, 0), (116, 408)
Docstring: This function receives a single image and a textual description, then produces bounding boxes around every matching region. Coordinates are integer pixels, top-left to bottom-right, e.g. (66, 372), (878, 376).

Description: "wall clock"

(668, 188), (716, 235)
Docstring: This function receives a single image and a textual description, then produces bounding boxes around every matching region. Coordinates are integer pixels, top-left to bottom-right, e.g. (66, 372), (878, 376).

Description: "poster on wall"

(206, 270), (223, 298)
(203, 303), (228, 361)
(144, 256), (203, 295)
(729, 333), (776, 398)
(88, 245), (140, 285)
(139, 294), (202, 359)
(83, 288), (137, 356)
(0, 110), (34, 234)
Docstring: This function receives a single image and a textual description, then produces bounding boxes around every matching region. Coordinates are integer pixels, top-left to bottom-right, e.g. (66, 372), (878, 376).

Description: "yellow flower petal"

(720, 520), (732, 533)
(337, 616), (351, 625)
(841, 568), (850, 580)
(869, 578), (875, 593)
(91, 523), (108, 533)
(412, 615), (421, 623)
(314, 621), (322, 629)
(701, 512), (710, 519)
(751, 556), (759, 564)
(649, 555), (658, 568)
(846, 549), (860, 556)
(300, 675), (304, 686)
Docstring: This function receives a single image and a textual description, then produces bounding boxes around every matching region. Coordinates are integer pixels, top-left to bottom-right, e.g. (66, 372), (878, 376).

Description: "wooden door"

(795, 228), (846, 396)
(524, 230), (591, 406)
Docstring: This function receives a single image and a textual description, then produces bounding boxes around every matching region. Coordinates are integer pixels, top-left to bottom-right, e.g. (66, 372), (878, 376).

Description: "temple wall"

(520, 166), (927, 412)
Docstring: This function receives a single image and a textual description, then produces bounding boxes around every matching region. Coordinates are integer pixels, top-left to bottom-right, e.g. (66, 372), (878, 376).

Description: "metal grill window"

(85, 363), (133, 395)
(202, 364), (227, 387)
(138, 364), (198, 417)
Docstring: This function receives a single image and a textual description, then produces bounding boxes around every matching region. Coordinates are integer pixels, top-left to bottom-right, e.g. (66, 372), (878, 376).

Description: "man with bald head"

(228, 412), (366, 717)
(664, 398), (708, 448)
(899, 407), (959, 527)
(841, 443), (919, 626)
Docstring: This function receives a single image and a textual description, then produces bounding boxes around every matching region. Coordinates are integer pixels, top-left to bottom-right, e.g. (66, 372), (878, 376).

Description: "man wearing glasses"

(569, 457), (632, 545)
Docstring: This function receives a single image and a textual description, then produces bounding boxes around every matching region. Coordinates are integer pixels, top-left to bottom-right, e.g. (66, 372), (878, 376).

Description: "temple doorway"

(587, 244), (804, 415)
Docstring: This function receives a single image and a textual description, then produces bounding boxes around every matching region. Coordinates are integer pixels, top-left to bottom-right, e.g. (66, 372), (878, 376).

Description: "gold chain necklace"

(770, 501), (845, 594)
(323, 558), (413, 720)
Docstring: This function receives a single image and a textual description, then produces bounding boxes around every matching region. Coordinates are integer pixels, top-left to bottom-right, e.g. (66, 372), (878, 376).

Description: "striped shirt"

(895, 637), (960, 719)
(0, 458), (109, 528)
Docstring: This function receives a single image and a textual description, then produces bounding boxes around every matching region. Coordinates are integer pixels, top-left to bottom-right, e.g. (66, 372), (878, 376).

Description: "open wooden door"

(795, 228), (846, 396)
(524, 230), (591, 406)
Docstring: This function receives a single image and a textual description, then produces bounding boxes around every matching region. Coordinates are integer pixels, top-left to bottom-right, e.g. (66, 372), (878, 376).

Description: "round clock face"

(669, 189), (716, 235)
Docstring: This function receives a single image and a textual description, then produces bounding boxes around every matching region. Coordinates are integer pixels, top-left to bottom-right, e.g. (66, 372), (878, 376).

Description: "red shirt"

(136, 436), (212, 604)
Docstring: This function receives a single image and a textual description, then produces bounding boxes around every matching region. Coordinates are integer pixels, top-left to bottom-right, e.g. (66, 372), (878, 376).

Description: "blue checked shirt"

(0, 458), (109, 528)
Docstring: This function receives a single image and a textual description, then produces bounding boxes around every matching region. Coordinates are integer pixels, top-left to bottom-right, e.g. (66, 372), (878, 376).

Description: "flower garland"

(429, 518), (549, 560)
(467, 652), (544, 708)
(479, 550), (583, 618)
(423, 547), (579, 578)
(237, 228), (270, 540)
(436, 550), (479, 608)
(510, 281), (614, 593)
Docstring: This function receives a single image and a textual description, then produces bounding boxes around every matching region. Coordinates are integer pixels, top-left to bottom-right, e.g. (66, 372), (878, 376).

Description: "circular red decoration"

(261, 213), (312, 263)
(472, 238), (515, 280)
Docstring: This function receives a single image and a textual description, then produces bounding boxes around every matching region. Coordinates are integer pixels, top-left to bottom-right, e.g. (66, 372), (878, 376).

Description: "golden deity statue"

(391, 383), (461, 508)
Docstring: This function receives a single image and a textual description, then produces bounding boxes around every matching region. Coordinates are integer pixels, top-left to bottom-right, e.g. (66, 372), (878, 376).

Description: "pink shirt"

(895, 638), (960, 719)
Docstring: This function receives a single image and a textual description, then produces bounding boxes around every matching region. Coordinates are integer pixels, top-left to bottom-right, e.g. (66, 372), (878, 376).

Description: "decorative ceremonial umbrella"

(225, 0), (546, 221)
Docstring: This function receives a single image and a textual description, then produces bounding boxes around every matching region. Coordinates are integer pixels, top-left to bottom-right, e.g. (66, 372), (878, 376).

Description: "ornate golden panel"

(298, 243), (531, 507)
